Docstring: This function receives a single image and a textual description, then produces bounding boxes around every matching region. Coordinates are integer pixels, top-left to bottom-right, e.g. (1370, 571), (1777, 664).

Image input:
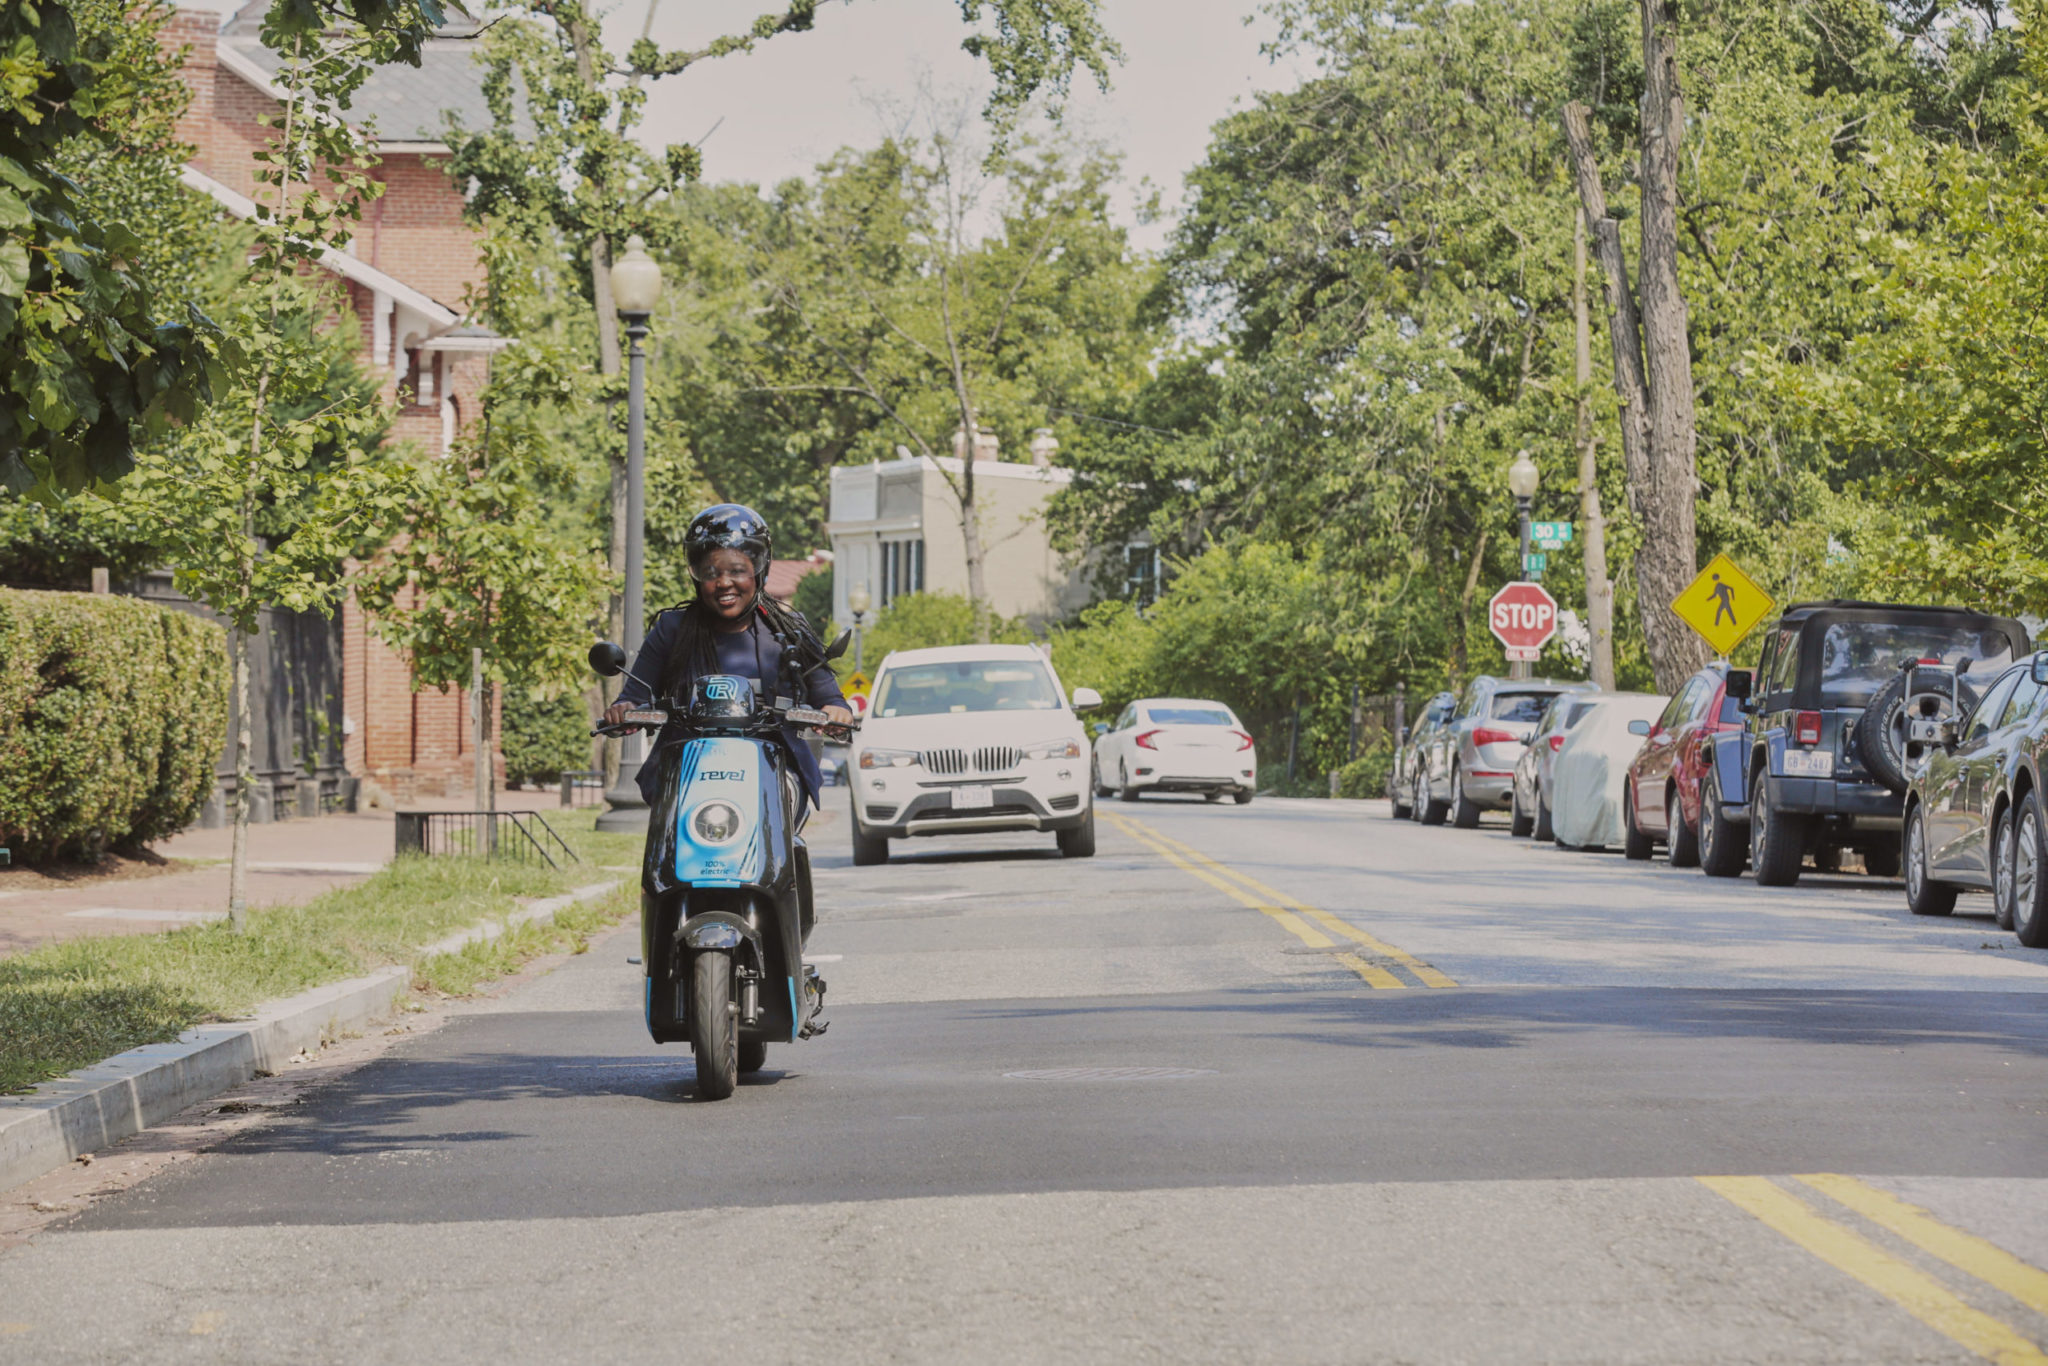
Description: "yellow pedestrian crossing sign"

(1671, 553), (1775, 657)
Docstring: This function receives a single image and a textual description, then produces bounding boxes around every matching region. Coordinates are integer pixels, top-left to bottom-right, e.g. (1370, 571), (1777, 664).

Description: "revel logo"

(705, 679), (741, 702)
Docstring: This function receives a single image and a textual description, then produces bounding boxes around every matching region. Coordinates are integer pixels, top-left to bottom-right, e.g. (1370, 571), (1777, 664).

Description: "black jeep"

(1701, 601), (2029, 886)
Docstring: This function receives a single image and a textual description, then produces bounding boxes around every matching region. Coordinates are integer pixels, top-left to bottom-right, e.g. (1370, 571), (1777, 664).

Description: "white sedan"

(1092, 697), (1257, 804)
(847, 644), (1101, 865)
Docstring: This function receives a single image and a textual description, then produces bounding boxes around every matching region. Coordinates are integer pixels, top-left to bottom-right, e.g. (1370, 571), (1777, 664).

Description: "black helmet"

(684, 503), (772, 581)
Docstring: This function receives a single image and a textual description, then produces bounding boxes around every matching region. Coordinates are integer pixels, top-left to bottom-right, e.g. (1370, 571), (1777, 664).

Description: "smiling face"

(693, 547), (758, 625)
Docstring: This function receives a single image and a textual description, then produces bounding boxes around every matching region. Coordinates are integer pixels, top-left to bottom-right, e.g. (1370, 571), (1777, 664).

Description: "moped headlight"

(1022, 738), (1082, 761)
(692, 800), (742, 844)
(859, 748), (921, 769)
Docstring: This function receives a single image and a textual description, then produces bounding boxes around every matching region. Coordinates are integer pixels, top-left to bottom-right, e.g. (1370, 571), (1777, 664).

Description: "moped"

(590, 633), (854, 1099)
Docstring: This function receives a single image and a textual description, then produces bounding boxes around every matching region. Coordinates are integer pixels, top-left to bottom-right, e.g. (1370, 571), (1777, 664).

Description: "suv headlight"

(1022, 738), (1082, 761)
(859, 748), (921, 769)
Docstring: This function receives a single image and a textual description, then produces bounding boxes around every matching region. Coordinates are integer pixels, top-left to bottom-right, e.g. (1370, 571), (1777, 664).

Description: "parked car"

(1620, 664), (1742, 867)
(1901, 651), (2048, 945)
(1092, 697), (1257, 803)
(1419, 676), (1599, 829)
(1389, 691), (1456, 820)
(1702, 601), (2029, 887)
(847, 645), (1102, 865)
(1511, 693), (1605, 840)
(1549, 693), (1669, 850)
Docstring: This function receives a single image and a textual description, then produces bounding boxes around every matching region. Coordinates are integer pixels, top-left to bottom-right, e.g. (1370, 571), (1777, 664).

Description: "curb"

(0, 879), (621, 1195)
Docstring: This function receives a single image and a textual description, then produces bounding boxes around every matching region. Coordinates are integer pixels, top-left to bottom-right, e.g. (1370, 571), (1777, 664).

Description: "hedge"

(0, 588), (228, 861)
(502, 690), (592, 787)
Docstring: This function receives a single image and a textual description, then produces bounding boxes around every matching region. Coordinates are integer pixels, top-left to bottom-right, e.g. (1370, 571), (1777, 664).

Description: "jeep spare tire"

(1859, 672), (1976, 794)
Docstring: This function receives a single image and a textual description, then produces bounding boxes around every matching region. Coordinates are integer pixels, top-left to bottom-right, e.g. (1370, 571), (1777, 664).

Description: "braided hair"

(652, 589), (828, 705)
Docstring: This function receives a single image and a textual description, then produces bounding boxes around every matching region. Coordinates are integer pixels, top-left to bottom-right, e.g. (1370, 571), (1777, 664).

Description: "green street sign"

(1531, 521), (1574, 552)
(1523, 552), (1548, 575)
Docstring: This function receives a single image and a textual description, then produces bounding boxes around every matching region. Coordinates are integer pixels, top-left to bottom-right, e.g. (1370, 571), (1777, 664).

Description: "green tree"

(446, 0), (1123, 653)
(353, 338), (613, 809)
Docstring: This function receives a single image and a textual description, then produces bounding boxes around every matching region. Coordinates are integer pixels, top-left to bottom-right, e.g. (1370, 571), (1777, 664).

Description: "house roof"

(765, 555), (828, 603)
(215, 8), (519, 150)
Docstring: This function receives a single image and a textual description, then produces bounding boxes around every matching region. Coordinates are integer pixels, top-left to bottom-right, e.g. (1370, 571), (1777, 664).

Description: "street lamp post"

(847, 581), (872, 675)
(1507, 449), (1540, 681)
(596, 235), (663, 834)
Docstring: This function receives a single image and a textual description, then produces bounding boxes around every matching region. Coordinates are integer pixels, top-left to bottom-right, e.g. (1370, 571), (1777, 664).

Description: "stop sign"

(1488, 582), (1558, 661)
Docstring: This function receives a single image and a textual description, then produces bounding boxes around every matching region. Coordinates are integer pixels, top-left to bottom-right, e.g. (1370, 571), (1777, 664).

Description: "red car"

(1622, 664), (1742, 866)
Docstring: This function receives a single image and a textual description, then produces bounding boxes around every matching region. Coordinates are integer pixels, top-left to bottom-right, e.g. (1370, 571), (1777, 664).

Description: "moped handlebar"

(592, 705), (859, 740)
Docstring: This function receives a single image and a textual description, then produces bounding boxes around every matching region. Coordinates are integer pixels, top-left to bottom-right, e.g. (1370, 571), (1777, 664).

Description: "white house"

(825, 447), (1097, 629)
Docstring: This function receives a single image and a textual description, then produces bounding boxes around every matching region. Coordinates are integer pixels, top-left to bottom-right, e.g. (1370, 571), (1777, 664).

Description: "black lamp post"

(596, 235), (663, 833)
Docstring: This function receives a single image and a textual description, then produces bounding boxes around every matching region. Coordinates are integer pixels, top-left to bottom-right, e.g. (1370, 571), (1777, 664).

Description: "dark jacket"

(616, 604), (846, 808)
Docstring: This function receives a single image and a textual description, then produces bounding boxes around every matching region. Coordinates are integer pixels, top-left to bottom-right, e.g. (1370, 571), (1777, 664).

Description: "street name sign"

(1489, 582), (1558, 662)
(1523, 552), (1548, 577)
(1530, 521), (1574, 551)
(1670, 553), (1775, 657)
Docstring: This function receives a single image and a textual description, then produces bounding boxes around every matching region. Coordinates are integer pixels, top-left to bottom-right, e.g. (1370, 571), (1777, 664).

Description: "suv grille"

(922, 746), (1021, 776)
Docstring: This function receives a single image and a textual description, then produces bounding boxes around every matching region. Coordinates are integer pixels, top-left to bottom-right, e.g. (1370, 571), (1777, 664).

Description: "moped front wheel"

(690, 950), (739, 1100)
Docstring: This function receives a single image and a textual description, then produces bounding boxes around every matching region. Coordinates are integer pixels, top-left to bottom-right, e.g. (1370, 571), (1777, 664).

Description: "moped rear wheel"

(691, 951), (739, 1100)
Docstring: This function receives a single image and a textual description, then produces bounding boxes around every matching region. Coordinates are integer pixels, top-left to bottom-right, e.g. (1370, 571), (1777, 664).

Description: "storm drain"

(1003, 1066), (1218, 1081)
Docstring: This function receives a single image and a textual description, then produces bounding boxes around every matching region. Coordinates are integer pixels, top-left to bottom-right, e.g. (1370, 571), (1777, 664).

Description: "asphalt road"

(5, 796), (2048, 1364)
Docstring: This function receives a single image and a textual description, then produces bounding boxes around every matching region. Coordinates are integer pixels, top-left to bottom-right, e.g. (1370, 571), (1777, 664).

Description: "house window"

(881, 538), (924, 605)
(1126, 544), (1159, 607)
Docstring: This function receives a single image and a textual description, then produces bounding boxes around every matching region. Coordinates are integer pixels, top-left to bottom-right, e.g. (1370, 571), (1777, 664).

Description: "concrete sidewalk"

(0, 788), (590, 960)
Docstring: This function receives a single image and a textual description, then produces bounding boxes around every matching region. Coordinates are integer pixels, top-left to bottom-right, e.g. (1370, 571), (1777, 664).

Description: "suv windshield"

(873, 660), (1063, 717)
(1491, 692), (1554, 724)
(1817, 622), (2017, 709)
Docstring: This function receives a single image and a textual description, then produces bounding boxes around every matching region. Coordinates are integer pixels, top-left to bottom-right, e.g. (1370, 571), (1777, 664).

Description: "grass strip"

(0, 815), (645, 1094)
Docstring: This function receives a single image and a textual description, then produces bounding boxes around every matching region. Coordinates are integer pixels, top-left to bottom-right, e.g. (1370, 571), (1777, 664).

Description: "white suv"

(847, 644), (1101, 865)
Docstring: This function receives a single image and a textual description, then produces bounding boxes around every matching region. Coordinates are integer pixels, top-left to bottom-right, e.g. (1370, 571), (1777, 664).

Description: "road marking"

(1699, 1176), (2048, 1364)
(1796, 1174), (2048, 1319)
(1100, 811), (1451, 989)
(1109, 814), (1458, 989)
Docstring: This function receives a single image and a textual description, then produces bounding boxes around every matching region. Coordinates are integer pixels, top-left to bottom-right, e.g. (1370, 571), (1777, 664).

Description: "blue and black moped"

(590, 633), (854, 1099)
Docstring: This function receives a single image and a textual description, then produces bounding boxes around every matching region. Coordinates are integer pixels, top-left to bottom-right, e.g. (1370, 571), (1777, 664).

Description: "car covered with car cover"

(1699, 600), (2029, 886)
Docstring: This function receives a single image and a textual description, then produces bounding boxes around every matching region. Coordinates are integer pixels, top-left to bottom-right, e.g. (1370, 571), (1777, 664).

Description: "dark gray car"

(1389, 691), (1455, 820)
(1902, 651), (2048, 945)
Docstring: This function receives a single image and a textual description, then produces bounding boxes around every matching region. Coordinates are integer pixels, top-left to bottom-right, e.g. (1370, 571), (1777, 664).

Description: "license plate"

(1783, 750), (1834, 778)
(951, 785), (994, 809)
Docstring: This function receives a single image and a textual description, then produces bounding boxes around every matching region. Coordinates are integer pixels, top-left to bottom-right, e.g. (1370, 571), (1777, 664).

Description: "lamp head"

(847, 581), (872, 616)
(610, 235), (663, 315)
(1507, 449), (1540, 500)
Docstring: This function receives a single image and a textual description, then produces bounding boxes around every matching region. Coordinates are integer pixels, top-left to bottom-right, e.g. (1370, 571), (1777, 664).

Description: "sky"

(605, 0), (1311, 251)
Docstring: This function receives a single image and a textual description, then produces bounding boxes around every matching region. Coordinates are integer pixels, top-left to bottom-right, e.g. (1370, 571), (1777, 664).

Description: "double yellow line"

(1702, 1174), (2048, 1363)
(1100, 810), (1456, 989)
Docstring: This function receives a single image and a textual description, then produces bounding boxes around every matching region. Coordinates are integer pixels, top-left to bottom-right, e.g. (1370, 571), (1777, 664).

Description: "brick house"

(165, 1), (509, 806)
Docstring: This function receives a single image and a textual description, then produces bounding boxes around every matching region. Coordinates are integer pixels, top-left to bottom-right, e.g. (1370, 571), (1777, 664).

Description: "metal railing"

(393, 810), (581, 870)
(558, 769), (605, 808)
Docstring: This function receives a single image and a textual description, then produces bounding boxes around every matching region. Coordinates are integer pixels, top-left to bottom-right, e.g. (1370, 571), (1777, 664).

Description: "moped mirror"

(824, 629), (853, 662)
(1071, 686), (1103, 711)
(1724, 669), (1753, 701)
(1627, 718), (1651, 736)
(2031, 651), (2048, 687)
(588, 640), (627, 677)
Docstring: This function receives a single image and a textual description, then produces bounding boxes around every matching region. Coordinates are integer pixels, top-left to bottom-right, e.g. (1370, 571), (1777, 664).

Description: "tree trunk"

(1574, 207), (1617, 691)
(1634, 0), (1708, 688)
(472, 646), (491, 816)
(1561, 99), (1703, 691)
(228, 623), (251, 934)
(1454, 528), (1489, 682)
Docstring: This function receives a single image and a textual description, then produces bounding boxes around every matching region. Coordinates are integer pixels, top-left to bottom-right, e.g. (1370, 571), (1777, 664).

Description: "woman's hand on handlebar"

(821, 704), (855, 728)
(603, 700), (631, 727)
